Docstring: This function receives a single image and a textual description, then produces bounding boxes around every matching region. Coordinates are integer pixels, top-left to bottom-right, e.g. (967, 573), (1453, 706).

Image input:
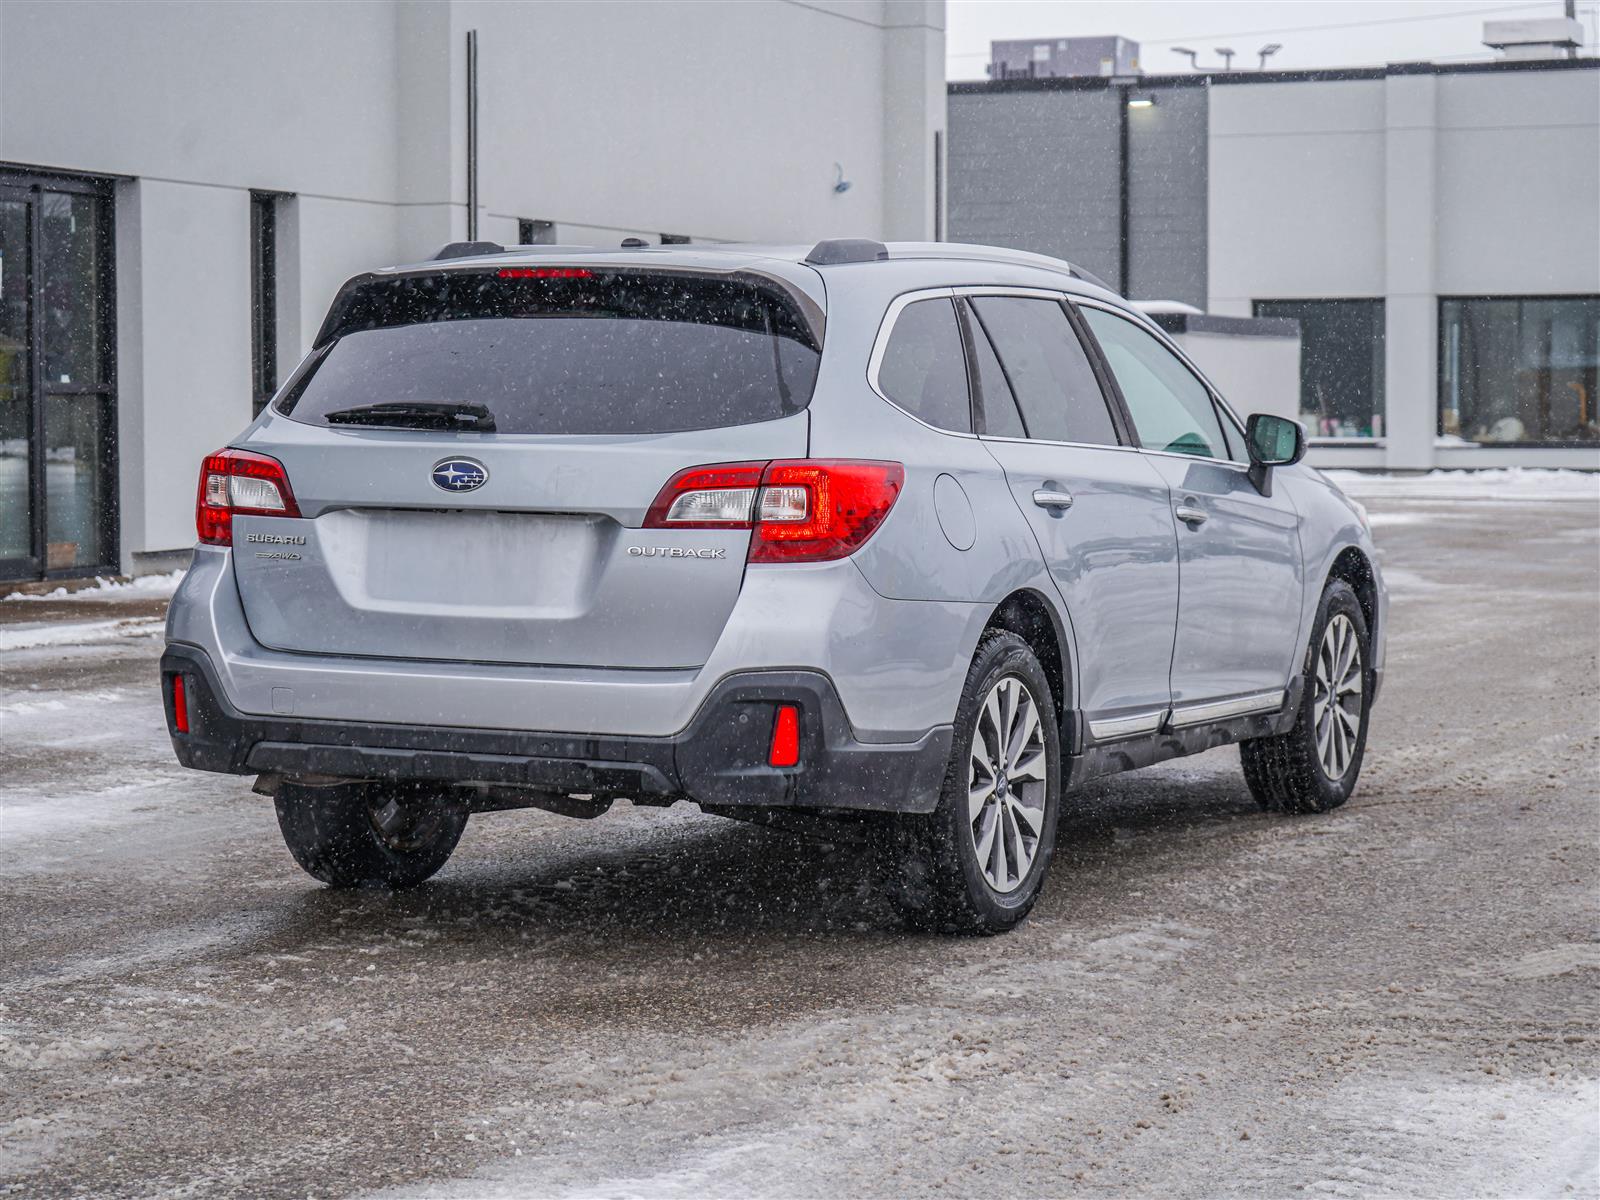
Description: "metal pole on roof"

(466, 29), (479, 240)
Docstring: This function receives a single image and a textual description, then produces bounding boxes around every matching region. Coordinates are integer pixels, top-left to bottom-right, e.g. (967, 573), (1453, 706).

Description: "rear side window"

(957, 301), (1026, 439)
(876, 298), (972, 432)
(967, 297), (1118, 446)
(1079, 307), (1228, 459)
(278, 271), (820, 435)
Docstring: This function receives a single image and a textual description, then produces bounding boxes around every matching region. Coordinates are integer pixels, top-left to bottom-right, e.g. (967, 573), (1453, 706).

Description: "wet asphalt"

(1, 482), (1596, 1198)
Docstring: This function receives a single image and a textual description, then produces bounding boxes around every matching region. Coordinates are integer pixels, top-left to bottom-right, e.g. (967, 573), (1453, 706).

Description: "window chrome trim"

(1087, 710), (1167, 742)
(864, 287), (979, 440)
(1168, 690), (1286, 729)
(865, 285), (1139, 452)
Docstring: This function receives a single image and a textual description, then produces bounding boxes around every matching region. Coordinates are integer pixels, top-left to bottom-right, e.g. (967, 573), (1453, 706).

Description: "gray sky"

(946, 0), (1600, 79)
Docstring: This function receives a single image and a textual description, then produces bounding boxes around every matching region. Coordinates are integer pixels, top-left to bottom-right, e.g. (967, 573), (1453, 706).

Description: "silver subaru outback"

(162, 238), (1386, 933)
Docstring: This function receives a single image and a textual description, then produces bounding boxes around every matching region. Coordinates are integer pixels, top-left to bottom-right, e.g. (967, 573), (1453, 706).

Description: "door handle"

(1175, 503), (1208, 525)
(1032, 489), (1074, 510)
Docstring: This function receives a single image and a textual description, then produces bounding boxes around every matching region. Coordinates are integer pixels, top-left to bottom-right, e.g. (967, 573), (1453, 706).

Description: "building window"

(250, 192), (276, 415)
(1254, 300), (1385, 439)
(518, 219), (555, 245)
(1440, 296), (1600, 446)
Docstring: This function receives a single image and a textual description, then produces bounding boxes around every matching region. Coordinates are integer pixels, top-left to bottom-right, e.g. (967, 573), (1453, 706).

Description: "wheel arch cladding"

(1326, 546), (1378, 648)
(981, 589), (1069, 725)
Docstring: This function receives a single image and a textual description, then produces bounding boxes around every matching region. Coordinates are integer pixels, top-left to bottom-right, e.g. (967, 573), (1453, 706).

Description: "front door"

(0, 173), (116, 583)
(960, 293), (1179, 742)
(1076, 305), (1305, 717)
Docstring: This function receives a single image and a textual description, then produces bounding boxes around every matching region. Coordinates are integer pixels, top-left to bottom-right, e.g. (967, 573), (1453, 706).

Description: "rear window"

(277, 271), (821, 435)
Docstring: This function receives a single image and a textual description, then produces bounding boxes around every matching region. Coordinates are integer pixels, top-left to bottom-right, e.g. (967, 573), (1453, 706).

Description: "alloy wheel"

(1313, 613), (1363, 780)
(967, 676), (1049, 894)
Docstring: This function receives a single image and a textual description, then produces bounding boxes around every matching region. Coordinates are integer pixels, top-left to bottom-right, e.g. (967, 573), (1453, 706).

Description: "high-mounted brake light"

(497, 267), (593, 279)
(196, 449), (300, 546)
(642, 459), (903, 563)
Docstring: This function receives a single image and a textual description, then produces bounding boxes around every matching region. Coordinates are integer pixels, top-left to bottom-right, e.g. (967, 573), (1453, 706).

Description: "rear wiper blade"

(322, 402), (496, 431)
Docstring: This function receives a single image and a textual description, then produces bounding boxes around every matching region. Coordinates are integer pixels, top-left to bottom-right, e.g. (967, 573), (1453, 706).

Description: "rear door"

(961, 292), (1179, 741)
(231, 267), (820, 670)
(1076, 304), (1305, 716)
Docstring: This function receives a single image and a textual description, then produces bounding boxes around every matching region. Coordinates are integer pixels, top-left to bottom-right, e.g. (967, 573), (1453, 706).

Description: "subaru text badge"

(431, 458), (488, 493)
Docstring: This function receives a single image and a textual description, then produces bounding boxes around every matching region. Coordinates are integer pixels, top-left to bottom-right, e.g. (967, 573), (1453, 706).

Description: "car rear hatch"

(228, 263), (821, 670)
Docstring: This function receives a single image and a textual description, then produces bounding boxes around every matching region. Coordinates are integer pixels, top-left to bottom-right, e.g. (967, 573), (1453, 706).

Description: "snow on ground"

(3, 569), (185, 603)
(1325, 467), (1599, 502)
(0, 617), (164, 653)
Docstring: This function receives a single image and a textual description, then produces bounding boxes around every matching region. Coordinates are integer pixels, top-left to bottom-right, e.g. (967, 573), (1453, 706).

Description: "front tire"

(879, 631), (1062, 934)
(274, 781), (468, 888)
(1241, 579), (1371, 815)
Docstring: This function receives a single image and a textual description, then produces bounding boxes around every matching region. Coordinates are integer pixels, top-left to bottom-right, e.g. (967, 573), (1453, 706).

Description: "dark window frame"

(1253, 297), (1386, 441)
(1437, 293), (1600, 450)
(250, 191), (278, 416)
(0, 167), (118, 583)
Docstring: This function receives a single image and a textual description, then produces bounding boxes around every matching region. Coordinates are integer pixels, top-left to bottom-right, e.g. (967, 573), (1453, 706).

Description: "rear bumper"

(162, 644), (951, 815)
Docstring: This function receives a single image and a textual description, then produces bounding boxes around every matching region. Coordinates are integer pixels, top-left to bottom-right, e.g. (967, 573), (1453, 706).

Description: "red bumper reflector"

(172, 675), (190, 734)
(769, 704), (801, 767)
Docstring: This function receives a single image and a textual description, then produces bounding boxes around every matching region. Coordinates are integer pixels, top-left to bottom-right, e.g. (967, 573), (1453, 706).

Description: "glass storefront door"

(0, 172), (115, 582)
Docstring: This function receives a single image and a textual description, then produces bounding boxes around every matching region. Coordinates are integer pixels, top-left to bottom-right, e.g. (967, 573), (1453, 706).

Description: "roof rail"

(885, 242), (1122, 296)
(433, 241), (506, 261)
(804, 238), (889, 266)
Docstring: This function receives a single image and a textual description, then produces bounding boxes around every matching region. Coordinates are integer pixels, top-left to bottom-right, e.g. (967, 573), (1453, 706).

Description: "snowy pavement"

(1, 473), (1597, 1198)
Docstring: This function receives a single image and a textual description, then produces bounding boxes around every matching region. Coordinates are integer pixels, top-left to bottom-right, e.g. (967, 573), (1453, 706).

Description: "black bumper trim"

(160, 645), (951, 815)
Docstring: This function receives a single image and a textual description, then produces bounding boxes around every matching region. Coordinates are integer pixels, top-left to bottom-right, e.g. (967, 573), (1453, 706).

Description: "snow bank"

(1325, 468), (1599, 502)
(0, 617), (164, 653)
(3, 570), (185, 603)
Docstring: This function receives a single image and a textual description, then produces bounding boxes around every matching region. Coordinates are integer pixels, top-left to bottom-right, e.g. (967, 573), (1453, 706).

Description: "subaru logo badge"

(431, 458), (488, 493)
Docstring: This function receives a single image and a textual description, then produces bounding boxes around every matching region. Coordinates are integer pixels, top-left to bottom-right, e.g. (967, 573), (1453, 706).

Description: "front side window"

(1080, 307), (1228, 460)
(967, 296), (1118, 446)
(877, 297), (971, 432)
(1440, 296), (1599, 445)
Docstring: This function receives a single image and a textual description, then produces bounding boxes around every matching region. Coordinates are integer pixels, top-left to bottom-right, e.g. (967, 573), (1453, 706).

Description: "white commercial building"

(950, 45), (1600, 473)
(0, 0), (946, 583)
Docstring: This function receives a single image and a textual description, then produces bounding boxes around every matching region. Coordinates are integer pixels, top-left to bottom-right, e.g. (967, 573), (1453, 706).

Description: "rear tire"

(274, 781), (468, 888)
(1241, 579), (1371, 815)
(878, 630), (1062, 935)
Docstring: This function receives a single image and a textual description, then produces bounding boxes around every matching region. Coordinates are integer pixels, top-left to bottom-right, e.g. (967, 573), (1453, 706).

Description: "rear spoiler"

(312, 264), (827, 352)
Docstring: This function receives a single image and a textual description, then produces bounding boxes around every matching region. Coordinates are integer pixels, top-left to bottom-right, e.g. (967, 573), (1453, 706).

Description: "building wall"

(0, 0), (945, 570)
(1126, 85), (1207, 309)
(1208, 66), (1600, 470)
(947, 61), (1598, 471)
(948, 89), (1124, 287)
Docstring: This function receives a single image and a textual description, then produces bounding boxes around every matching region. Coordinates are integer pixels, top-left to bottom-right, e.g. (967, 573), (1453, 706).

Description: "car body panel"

(230, 410), (809, 669)
(1143, 452), (1306, 706)
(166, 240), (1388, 812)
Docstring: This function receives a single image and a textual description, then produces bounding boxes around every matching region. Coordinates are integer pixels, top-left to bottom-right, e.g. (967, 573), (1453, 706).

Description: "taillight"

(642, 462), (766, 528)
(749, 460), (903, 563)
(642, 460), (903, 563)
(196, 449), (300, 546)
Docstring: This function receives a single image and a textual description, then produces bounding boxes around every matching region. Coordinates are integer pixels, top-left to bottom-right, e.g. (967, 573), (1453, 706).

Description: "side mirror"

(1244, 413), (1306, 496)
